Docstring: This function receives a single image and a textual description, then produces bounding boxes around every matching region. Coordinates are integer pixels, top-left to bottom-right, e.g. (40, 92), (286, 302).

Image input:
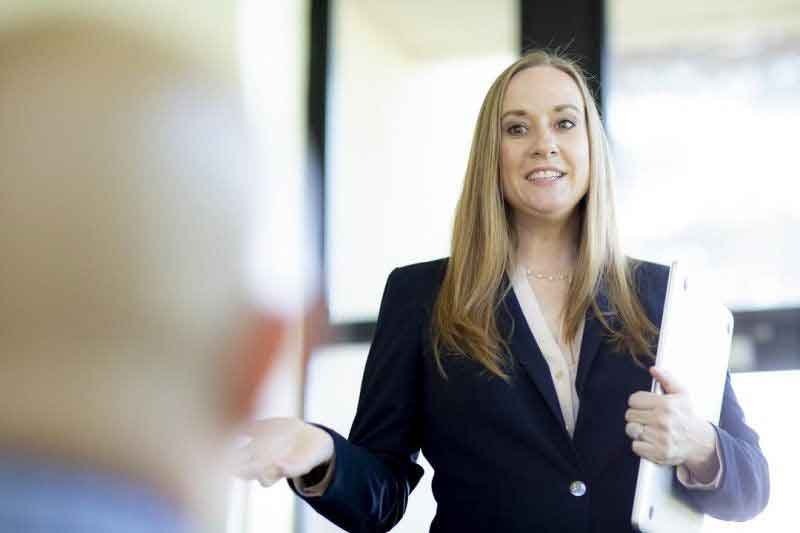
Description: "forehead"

(502, 66), (584, 112)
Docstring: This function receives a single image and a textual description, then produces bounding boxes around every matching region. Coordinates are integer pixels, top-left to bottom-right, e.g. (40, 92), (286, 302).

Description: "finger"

(235, 460), (265, 480)
(625, 422), (643, 441)
(272, 425), (335, 478)
(274, 453), (312, 479)
(624, 408), (653, 425)
(628, 391), (662, 409)
(632, 440), (661, 462)
(256, 473), (281, 488)
(276, 438), (330, 479)
(259, 463), (285, 487)
(248, 463), (284, 487)
(235, 454), (286, 480)
(650, 366), (685, 395)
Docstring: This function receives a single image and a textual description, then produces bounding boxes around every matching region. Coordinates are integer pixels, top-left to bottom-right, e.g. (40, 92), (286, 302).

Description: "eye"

(506, 123), (528, 136)
(557, 119), (576, 130)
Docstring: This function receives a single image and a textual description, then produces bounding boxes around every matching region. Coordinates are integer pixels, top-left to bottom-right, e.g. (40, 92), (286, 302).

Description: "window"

(608, 0), (800, 311)
(609, 1), (800, 529)
(326, 0), (518, 323)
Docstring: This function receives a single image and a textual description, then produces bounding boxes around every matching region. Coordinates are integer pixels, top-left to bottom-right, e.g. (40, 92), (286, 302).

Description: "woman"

(238, 51), (769, 532)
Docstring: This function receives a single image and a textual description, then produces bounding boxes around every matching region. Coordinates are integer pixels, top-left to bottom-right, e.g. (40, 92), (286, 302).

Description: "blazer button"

(569, 480), (587, 497)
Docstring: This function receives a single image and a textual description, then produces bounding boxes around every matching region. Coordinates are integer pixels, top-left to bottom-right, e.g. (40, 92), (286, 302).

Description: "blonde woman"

(238, 51), (769, 532)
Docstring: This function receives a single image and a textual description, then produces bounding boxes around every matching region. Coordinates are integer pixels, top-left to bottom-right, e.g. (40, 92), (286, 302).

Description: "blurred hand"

(625, 367), (718, 479)
(236, 417), (334, 488)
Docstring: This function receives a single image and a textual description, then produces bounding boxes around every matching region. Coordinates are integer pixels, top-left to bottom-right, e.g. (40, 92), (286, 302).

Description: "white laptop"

(631, 260), (734, 532)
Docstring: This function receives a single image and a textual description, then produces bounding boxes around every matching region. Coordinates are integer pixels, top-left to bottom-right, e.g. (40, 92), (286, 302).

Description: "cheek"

(499, 143), (516, 192)
(568, 137), (590, 183)
(579, 143), (590, 172)
(576, 151), (590, 184)
(499, 143), (512, 172)
(500, 141), (526, 178)
(581, 154), (591, 192)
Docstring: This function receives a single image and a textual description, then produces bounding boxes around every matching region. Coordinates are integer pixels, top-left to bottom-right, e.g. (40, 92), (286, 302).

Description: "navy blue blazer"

(294, 258), (769, 532)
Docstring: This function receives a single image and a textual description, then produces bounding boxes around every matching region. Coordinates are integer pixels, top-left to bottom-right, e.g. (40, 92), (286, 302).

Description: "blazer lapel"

(572, 282), (648, 478)
(500, 285), (566, 430)
(575, 285), (612, 397)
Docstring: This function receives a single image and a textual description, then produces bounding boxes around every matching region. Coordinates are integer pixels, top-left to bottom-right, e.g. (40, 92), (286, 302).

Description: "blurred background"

(3, 1), (798, 532)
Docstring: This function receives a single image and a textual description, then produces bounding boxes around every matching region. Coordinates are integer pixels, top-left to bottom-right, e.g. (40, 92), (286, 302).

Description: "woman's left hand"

(625, 366), (719, 481)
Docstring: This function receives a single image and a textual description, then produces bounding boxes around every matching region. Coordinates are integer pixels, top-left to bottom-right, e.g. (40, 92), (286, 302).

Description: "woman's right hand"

(235, 417), (334, 488)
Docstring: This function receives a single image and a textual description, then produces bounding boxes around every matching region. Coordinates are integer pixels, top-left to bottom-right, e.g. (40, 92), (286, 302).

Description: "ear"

(228, 312), (288, 424)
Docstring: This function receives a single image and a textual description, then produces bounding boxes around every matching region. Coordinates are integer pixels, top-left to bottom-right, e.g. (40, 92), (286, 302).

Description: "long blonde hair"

(432, 50), (657, 379)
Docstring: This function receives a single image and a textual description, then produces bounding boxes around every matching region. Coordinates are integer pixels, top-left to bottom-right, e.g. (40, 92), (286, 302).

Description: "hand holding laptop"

(625, 366), (720, 483)
(630, 260), (735, 532)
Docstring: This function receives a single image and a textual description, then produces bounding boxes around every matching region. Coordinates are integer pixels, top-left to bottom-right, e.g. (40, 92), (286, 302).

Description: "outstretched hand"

(235, 417), (334, 488)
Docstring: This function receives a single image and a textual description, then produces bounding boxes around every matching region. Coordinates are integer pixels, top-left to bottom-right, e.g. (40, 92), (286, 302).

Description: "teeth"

(527, 170), (564, 181)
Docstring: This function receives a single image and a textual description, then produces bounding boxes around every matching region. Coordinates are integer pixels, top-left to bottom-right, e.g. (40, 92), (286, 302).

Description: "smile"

(525, 170), (566, 183)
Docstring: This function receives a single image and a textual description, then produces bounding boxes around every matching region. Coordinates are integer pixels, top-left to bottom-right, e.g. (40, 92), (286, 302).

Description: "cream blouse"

(510, 263), (584, 437)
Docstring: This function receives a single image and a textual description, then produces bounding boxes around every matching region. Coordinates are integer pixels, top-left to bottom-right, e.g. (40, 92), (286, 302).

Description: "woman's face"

(499, 66), (590, 225)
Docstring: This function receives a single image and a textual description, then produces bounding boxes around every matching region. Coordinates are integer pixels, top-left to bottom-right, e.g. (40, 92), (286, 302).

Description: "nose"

(529, 132), (558, 159)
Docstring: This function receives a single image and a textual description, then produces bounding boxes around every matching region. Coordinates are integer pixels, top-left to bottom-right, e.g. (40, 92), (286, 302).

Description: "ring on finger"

(627, 421), (645, 441)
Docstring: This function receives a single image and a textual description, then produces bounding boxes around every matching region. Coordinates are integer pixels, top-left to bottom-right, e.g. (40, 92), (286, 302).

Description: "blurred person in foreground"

(0, 19), (300, 532)
(238, 51), (769, 532)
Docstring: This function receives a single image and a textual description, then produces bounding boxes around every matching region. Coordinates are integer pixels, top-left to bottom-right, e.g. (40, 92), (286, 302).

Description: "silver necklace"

(525, 267), (572, 282)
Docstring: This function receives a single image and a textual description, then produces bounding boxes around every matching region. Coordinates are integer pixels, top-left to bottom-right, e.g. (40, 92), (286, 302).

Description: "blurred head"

(0, 18), (287, 520)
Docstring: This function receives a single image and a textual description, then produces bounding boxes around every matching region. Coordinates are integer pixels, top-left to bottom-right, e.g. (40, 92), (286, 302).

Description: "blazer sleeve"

(679, 372), (770, 521)
(289, 267), (426, 533)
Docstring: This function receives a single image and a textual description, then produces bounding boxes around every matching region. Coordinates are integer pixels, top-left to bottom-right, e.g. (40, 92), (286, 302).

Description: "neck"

(514, 212), (581, 273)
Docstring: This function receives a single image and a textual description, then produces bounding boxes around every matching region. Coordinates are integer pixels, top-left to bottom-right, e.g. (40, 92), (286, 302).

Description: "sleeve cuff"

(677, 429), (724, 491)
(292, 450), (336, 497)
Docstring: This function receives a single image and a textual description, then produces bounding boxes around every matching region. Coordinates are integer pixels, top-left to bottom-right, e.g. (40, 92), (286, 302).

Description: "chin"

(538, 210), (575, 223)
(524, 203), (580, 223)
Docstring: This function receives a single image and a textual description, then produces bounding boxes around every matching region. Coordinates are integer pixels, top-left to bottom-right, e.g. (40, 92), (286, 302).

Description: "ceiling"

(349, 0), (518, 60)
(611, 0), (800, 51)
(343, 0), (800, 59)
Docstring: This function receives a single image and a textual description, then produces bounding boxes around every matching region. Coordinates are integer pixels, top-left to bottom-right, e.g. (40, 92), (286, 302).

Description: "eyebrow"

(501, 104), (582, 120)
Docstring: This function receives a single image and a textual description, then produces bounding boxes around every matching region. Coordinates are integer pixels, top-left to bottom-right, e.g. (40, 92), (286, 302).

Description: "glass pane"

(326, 0), (518, 322)
(608, 0), (800, 310)
(303, 344), (436, 533)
